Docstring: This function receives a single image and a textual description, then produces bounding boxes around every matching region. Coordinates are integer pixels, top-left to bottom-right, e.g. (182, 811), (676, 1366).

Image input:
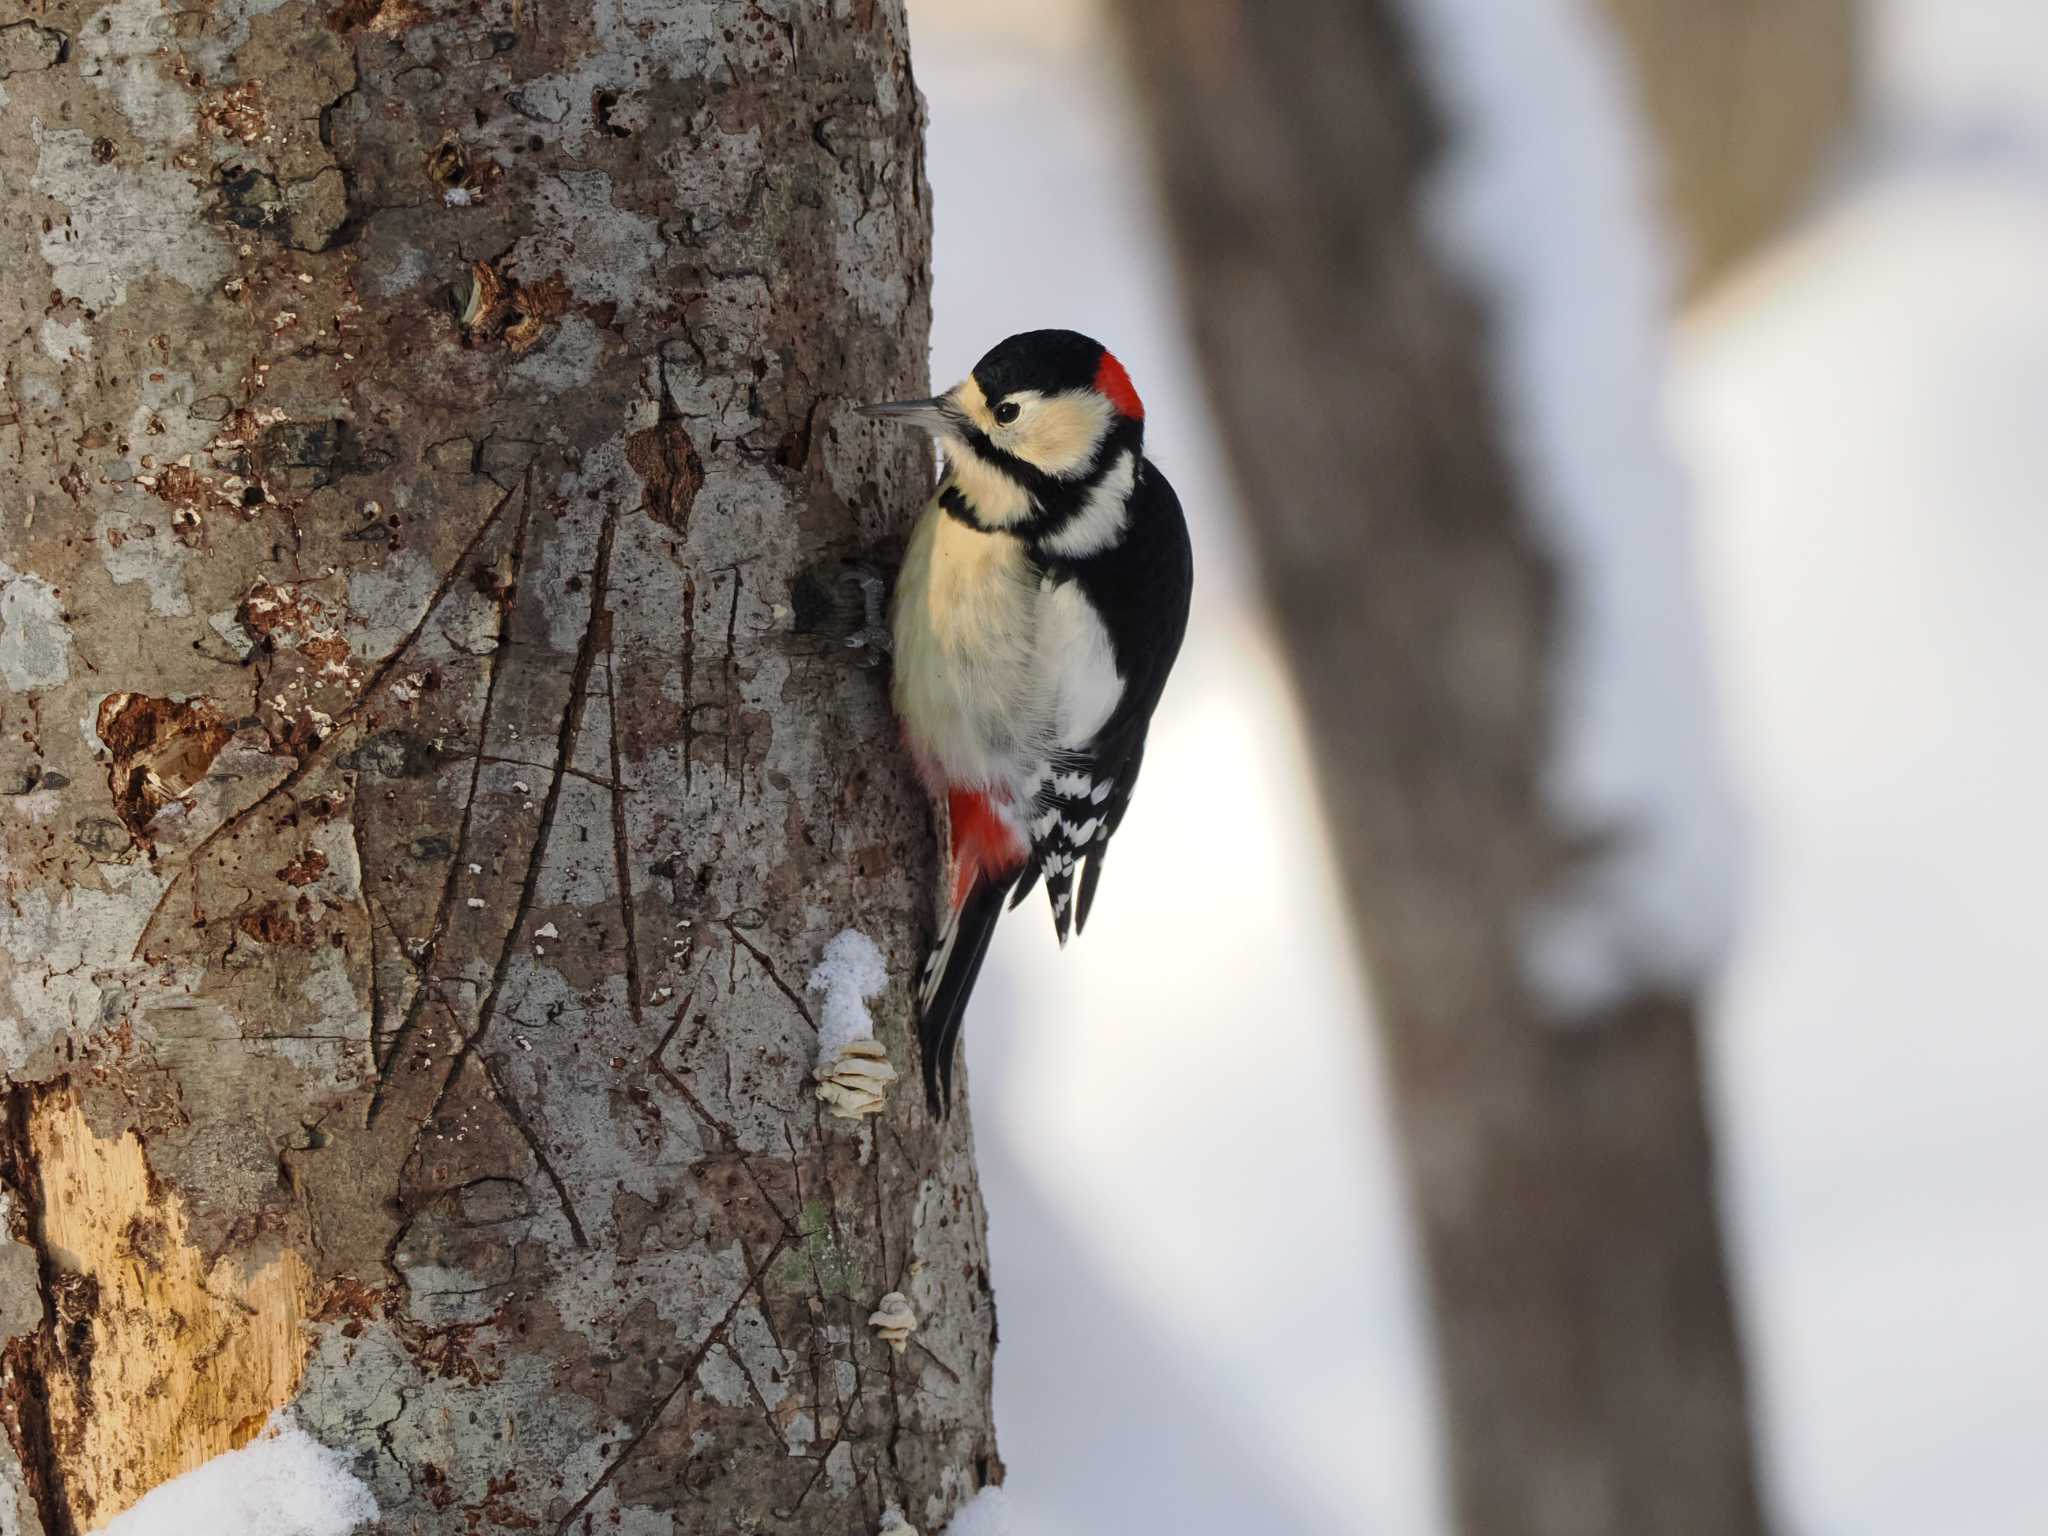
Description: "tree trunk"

(1600, 0), (1857, 297)
(0, 2), (996, 1532)
(1109, 4), (1765, 1534)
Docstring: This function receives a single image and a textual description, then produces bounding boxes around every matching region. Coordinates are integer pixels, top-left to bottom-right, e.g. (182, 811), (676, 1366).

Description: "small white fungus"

(867, 1291), (917, 1355)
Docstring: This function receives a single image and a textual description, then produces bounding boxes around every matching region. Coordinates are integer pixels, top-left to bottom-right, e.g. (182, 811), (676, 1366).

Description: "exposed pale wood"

(29, 1093), (311, 1530)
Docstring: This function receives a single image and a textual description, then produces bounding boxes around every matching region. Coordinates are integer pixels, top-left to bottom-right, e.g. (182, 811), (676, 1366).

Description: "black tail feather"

(1074, 847), (1107, 936)
(919, 871), (1017, 1116)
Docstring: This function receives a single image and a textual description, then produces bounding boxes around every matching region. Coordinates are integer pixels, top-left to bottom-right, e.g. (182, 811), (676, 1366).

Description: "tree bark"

(1109, 4), (1765, 1534)
(1600, 0), (1857, 297)
(0, 2), (996, 1532)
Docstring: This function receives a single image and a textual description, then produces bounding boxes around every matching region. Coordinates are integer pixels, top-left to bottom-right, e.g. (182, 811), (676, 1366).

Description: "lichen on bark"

(0, 1), (996, 1530)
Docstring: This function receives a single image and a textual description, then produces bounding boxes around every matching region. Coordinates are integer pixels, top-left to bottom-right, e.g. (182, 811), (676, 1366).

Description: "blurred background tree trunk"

(1600, 0), (1857, 296)
(1108, 1), (1825, 1532)
(0, 1), (995, 1531)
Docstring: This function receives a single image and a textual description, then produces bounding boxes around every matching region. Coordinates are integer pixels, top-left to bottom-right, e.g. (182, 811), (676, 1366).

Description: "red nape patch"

(1094, 350), (1144, 421)
(947, 787), (1028, 910)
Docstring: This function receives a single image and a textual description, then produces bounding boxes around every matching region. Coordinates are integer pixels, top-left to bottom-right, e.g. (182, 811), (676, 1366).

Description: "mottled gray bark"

(1109, 4), (1765, 1534)
(0, 1), (997, 1531)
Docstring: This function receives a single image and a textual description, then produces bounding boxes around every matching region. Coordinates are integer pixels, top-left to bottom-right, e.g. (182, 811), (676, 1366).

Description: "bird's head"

(861, 330), (1144, 531)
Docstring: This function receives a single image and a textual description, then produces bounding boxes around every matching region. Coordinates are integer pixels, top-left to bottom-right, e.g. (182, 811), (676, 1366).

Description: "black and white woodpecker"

(861, 330), (1193, 1114)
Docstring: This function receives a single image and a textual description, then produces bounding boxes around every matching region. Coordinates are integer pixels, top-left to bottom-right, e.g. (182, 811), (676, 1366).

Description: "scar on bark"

(369, 475), (541, 1115)
(136, 472), (527, 957)
(625, 416), (704, 535)
(3, 1090), (314, 1532)
(551, 1234), (793, 1535)
(95, 693), (232, 846)
(429, 500), (621, 1107)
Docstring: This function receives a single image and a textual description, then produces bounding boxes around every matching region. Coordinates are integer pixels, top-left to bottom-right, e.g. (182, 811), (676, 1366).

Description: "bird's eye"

(994, 401), (1021, 426)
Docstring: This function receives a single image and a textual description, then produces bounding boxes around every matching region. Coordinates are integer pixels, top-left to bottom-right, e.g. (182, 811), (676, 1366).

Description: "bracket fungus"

(867, 1291), (917, 1355)
(814, 1037), (900, 1119)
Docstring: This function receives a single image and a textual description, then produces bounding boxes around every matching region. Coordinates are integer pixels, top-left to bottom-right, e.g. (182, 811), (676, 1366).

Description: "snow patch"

(944, 1485), (1017, 1536)
(1392, 0), (1741, 1015)
(808, 928), (888, 1060)
(89, 1411), (376, 1536)
(808, 929), (897, 1118)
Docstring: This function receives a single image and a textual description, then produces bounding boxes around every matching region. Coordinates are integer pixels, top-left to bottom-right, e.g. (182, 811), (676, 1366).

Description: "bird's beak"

(856, 397), (954, 435)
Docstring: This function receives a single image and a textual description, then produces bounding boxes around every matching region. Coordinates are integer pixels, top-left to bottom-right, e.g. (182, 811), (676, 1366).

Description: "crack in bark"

(136, 473), (525, 959)
(427, 496), (621, 1111)
(604, 642), (648, 1045)
(722, 569), (743, 787)
(406, 495), (623, 1254)
(473, 1051), (586, 1250)
(677, 569), (699, 797)
(725, 925), (818, 1033)
(550, 1233), (791, 1534)
(479, 753), (618, 791)
(367, 470), (538, 1119)
(641, 997), (803, 1251)
(776, 1415), (849, 1521)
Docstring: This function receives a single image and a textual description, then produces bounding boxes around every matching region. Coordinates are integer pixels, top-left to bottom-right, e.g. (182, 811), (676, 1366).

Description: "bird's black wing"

(1013, 455), (1192, 941)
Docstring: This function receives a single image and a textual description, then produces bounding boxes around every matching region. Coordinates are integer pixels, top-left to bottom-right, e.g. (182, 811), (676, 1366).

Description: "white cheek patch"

(1012, 390), (1113, 479)
(1042, 448), (1136, 559)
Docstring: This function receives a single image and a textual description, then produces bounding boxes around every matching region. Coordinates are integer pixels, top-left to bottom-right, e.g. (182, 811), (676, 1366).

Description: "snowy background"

(907, 1), (2048, 1533)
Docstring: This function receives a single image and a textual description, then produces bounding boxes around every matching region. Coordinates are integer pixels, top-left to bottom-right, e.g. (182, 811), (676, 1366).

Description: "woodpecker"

(861, 330), (1193, 1114)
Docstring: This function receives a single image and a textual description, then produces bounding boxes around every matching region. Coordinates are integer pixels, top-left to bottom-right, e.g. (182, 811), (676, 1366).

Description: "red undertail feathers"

(946, 786), (1028, 911)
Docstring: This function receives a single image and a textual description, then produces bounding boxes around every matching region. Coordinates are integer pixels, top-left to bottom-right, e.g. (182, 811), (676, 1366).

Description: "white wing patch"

(1039, 581), (1123, 749)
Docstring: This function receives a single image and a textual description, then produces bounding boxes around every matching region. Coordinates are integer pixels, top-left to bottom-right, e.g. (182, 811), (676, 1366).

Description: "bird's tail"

(919, 788), (1026, 1115)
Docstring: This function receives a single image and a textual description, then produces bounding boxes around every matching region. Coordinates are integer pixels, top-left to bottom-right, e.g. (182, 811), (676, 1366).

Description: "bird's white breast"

(892, 496), (1049, 791)
(892, 485), (1130, 797)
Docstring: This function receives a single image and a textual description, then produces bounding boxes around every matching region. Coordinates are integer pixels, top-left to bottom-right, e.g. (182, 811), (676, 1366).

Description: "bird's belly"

(891, 503), (1049, 791)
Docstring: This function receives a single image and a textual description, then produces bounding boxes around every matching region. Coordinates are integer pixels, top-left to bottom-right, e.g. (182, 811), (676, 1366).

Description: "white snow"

(807, 927), (889, 1062)
(1390, 0), (1740, 1015)
(90, 1412), (377, 1536)
(944, 1485), (1017, 1535)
